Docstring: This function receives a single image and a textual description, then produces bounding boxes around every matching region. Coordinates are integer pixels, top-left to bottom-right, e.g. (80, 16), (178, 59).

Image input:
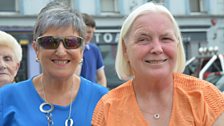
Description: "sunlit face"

(85, 26), (95, 44)
(124, 12), (178, 79)
(0, 46), (20, 87)
(32, 26), (83, 79)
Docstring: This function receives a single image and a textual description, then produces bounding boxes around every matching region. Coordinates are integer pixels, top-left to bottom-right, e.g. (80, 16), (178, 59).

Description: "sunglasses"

(36, 36), (83, 49)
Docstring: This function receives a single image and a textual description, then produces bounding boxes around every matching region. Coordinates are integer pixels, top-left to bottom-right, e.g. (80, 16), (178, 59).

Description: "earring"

(79, 58), (83, 64)
(35, 58), (40, 62)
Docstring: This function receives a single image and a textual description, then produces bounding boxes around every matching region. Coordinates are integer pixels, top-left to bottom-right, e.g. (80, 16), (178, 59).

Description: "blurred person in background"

(0, 1), (108, 126)
(92, 2), (224, 126)
(79, 13), (107, 87)
(0, 31), (22, 87)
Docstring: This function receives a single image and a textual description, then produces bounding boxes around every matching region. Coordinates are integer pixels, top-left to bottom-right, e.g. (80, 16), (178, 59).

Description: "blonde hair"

(0, 31), (22, 62)
(115, 2), (186, 80)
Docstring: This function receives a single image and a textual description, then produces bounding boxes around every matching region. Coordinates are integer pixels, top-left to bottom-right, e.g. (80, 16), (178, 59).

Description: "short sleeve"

(92, 99), (107, 126)
(96, 48), (104, 70)
(203, 85), (224, 125)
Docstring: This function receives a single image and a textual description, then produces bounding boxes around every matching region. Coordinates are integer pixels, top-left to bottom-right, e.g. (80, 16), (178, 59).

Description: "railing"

(199, 55), (217, 79)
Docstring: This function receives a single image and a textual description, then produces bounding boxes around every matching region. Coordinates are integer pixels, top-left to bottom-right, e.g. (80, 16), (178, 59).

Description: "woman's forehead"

(43, 26), (79, 36)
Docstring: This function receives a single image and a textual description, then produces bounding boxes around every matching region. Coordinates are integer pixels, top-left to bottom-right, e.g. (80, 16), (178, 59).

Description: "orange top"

(92, 73), (224, 126)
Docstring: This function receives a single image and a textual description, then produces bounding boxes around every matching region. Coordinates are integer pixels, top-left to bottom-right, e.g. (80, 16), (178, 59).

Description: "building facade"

(0, 0), (224, 88)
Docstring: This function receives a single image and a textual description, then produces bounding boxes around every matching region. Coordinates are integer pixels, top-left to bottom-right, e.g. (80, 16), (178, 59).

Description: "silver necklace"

(140, 97), (172, 120)
(39, 77), (74, 126)
(141, 109), (161, 120)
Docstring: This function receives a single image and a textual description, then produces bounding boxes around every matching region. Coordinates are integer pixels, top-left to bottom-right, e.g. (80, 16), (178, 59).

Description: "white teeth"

(149, 60), (163, 64)
(146, 59), (167, 64)
(53, 60), (68, 64)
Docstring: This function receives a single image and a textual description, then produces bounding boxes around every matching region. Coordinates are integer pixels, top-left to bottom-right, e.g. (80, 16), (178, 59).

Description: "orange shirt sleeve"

(203, 84), (224, 125)
(92, 99), (106, 126)
(170, 73), (224, 126)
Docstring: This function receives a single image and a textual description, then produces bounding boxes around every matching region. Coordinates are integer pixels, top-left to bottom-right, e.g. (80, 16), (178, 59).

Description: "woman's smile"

(144, 59), (168, 64)
(52, 59), (70, 64)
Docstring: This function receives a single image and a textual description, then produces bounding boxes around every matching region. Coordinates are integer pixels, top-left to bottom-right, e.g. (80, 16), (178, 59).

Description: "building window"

(100, 0), (119, 14)
(189, 0), (207, 13)
(147, 0), (163, 3)
(0, 0), (19, 14)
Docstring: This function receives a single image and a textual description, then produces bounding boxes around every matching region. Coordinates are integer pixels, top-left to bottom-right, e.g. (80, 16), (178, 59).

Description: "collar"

(85, 44), (90, 50)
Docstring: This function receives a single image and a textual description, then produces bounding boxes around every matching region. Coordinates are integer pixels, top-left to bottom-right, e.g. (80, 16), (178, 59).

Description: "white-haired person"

(92, 2), (224, 126)
(0, 31), (22, 87)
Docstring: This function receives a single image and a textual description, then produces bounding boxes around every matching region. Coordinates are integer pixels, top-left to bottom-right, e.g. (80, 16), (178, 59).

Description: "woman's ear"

(13, 62), (20, 80)
(15, 63), (20, 74)
(32, 41), (39, 54)
(122, 39), (129, 62)
(32, 41), (40, 59)
(32, 41), (38, 52)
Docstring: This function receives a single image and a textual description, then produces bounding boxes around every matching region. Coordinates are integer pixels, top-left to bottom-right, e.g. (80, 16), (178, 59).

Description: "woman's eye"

(136, 38), (147, 44)
(163, 37), (171, 40)
(138, 38), (146, 41)
(162, 37), (174, 42)
(137, 36), (150, 42)
(4, 56), (13, 62)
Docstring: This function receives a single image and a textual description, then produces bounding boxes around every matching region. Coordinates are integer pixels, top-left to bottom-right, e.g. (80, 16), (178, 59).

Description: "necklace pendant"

(39, 102), (55, 125)
(153, 114), (160, 119)
(39, 102), (54, 113)
(65, 118), (73, 126)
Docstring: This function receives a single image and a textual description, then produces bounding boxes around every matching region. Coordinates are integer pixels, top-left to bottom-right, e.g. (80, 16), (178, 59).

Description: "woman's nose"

(0, 60), (7, 70)
(150, 39), (163, 54)
(0, 59), (4, 66)
(55, 42), (67, 56)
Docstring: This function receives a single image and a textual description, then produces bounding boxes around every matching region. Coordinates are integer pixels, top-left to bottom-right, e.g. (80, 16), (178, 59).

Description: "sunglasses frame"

(36, 36), (83, 49)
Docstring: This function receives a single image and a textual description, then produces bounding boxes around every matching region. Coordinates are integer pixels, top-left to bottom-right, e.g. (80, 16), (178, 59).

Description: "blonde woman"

(92, 2), (224, 126)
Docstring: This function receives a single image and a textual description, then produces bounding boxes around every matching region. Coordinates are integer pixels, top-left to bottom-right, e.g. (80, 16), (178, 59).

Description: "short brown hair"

(82, 13), (96, 28)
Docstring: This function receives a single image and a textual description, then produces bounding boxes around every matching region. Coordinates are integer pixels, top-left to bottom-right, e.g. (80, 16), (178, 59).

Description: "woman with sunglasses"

(0, 2), (108, 126)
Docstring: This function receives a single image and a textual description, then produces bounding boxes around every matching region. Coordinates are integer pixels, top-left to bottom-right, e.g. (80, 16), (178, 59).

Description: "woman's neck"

(33, 74), (80, 106)
(132, 77), (174, 126)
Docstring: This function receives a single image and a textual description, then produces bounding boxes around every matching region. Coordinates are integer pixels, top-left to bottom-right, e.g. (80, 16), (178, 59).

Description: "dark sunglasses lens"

(38, 36), (59, 49)
(64, 37), (82, 49)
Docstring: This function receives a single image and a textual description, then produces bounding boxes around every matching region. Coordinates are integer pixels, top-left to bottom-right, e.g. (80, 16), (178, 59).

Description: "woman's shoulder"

(173, 73), (224, 117)
(174, 73), (215, 89)
(0, 78), (34, 103)
(0, 78), (32, 93)
(173, 73), (223, 96)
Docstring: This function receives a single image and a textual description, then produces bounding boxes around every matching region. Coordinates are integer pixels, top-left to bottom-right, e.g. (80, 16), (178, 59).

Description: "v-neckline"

(129, 77), (175, 126)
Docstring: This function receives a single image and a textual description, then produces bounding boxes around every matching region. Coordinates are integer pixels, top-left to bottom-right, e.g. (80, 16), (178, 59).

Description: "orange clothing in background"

(92, 73), (224, 126)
